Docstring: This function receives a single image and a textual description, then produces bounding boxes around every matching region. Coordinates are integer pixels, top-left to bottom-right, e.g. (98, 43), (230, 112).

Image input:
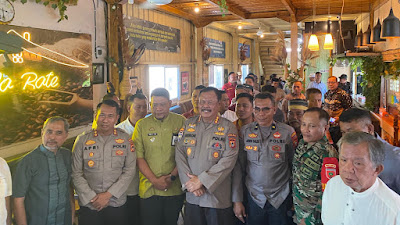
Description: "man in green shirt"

(132, 88), (185, 225)
(13, 117), (75, 225)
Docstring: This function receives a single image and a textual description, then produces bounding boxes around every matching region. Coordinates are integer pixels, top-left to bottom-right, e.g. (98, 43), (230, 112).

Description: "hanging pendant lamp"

(324, 20), (334, 49)
(309, 22), (319, 51)
(382, 8), (400, 38)
(372, 19), (386, 43)
(354, 29), (363, 47)
(363, 25), (374, 45)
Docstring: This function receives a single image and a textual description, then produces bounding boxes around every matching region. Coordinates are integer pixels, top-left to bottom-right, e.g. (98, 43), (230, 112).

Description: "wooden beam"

(246, 11), (291, 19)
(203, 0), (247, 19)
(280, 0), (296, 16)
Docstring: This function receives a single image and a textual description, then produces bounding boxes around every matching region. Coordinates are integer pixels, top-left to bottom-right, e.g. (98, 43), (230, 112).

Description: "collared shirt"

(176, 115), (239, 209)
(221, 110), (238, 122)
(13, 145), (72, 225)
(115, 118), (140, 196)
(376, 134), (400, 195)
(338, 82), (352, 95)
(281, 93), (306, 115)
(233, 121), (296, 209)
(307, 81), (328, 101)
(0, 157), (11, 225)
(133, 112), (185, 199)
(322, 176), (400, 225)
(323, 88), (352, 118)
(222, 82), (237, 102)
(183, 108), (195, 119)
(293, 138), (337, 225)
(72, 129), (136, 209)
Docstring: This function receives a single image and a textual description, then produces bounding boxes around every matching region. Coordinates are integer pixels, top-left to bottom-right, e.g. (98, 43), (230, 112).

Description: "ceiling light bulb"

(238, 25), (243, 30)
(260, 34), (264, 38)
(194, 7), (200, 13)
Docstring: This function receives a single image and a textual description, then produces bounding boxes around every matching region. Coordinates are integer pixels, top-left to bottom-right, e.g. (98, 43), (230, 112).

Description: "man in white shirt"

(0, 157), (11, 225)
(220, 90), (238, 122)
(115, 93), (147, 225)
(307, 72), (327, 101)
(322, 132), (400, 225)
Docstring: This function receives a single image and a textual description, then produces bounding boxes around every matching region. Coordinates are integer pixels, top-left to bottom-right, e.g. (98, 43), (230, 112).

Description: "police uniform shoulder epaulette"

(186, 115), (200, 124)
(241, 121), (257, 132)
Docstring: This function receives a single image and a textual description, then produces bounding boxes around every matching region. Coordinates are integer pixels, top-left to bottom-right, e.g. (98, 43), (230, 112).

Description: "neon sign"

(0, 71), (60, 92)
(0, 73), (14, 92)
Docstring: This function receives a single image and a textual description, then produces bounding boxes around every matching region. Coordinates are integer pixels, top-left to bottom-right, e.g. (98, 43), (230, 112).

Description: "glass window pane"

(149, 66), (165, 96)
(165, 67), (178, 99)
(241, 65), (249, 83)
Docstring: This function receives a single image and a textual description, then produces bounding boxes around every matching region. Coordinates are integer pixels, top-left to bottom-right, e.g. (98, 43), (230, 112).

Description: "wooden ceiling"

(127, 0), (381, 27)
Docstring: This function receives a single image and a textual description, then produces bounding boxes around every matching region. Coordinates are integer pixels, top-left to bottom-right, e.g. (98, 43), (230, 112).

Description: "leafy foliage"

(12, 0), (71, 22)
(360, 56), (384, 112)
(217, 0), (228, 17)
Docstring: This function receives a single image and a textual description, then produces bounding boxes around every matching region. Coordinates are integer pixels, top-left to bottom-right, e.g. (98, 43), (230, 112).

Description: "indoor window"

(149, 65), (179, 100)
(209, 65), (224, 89)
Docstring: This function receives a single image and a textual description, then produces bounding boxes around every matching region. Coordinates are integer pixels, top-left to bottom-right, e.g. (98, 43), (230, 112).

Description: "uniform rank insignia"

(115, 150), (124, 156)
(212, 142), (223, 150)
(229, 138), (236, 149)
(149, 127), (155, 131)
(187, 128), (195, 132)
(248, 133), (258, 138)
(187, 147), (192, 156)
(93, 130), (98, 137)
(273, 132), (281, 139)
(86, 140), (96, 145)
(189, 123), (196, 128)
(113, 129), (117, 136)
(272, 145), (281, 151)
(217, 127), (224, 132)
(88, 160), (95, 167)
(213, 151), (219, 158)
(129, 139), (135, 152)
(214, 132), (224, 136)
(184, 139), (196, 145)
(89, 152), (94, 157)
(291, 132), (298, 147)
(228, 133), (237, 138)
(274, 153), (281, 159)
(115, 139), (125, 144)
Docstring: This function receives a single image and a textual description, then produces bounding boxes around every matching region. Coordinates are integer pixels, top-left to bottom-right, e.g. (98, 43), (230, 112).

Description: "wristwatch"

(170, 175), (177, 181)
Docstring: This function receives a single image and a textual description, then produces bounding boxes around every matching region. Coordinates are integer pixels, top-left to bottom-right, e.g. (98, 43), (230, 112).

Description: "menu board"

(0, 25), (92, 148)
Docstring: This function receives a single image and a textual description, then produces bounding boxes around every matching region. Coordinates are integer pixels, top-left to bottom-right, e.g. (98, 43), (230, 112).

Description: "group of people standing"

(1, 70), (400, 225)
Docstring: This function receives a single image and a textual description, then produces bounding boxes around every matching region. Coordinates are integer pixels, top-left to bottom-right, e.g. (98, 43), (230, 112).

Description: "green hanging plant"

(359, 56), (384, 112)
(12, 0), (75, 22)
(217, 0), (228, 17)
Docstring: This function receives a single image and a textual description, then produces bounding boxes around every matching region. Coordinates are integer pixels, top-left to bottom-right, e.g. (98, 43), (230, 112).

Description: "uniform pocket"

(111, 149), (126, 168)
(244, 145), (260, 163)
(208, 141), (225, 161)
(83, 150), (99, 170)
(268, 144), (285, 162)
(183, 137), (197, 159)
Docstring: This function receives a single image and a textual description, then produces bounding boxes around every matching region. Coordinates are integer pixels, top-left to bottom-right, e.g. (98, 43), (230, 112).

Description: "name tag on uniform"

(148, 133), (158, 136)
(171, 133), (179, 146)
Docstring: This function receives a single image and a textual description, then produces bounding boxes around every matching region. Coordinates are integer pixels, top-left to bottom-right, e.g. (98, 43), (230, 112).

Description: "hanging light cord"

(339, 0), (346, 50)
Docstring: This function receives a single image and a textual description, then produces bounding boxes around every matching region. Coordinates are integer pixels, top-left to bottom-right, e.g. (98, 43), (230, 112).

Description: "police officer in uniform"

(72, 100), (136, 225)
(176, 87), (239, 225)
(233, 93), (297, 225)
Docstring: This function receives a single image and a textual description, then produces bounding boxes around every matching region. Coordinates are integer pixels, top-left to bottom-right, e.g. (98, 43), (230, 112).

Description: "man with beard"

(287, 99), (308, 140)
(14, 117), (75, 225)
(176, 87), (238, 225)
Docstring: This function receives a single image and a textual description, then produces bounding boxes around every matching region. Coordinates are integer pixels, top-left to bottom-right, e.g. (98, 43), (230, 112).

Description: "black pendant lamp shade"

(382, 8), (400, 38)
(355, 29), (363, 47)
(362, 25), (374, 45)
(372, 19), (386, 43)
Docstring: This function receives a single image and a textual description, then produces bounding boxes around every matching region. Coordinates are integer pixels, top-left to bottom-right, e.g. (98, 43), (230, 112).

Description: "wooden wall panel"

(123, 4), (195, 102)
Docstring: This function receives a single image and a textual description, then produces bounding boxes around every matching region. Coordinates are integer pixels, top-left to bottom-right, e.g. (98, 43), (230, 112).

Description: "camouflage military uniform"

(292, 137), (338, 225)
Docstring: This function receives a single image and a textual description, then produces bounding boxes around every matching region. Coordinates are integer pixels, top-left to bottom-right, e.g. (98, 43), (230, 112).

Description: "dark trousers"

(247, 193), (289, 225)
(140, 194), (184, 225)
(127, 195), (141, 225)
(78, 204), (128, 225)
(184, 202), (235, 225)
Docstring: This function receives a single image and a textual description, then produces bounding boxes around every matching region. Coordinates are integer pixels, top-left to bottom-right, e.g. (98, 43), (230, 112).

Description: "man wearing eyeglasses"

(176, 87), (239, 225)
(232, 93), (297, 225)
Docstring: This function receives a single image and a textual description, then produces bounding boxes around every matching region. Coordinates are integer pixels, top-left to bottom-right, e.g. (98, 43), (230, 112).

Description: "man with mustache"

(13, 117), (75, 225)
(184, 85), (206, 119)
(233, 93), (297, 225)
(72, 100), (136, 225)
(287, 99), (308, 140)
(176, 87), (239, 225)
